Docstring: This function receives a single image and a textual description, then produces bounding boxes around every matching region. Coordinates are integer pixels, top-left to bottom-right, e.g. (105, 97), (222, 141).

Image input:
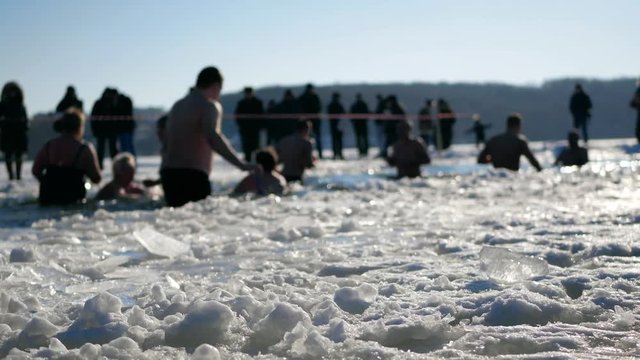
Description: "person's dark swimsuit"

(38, 143), (88, 205)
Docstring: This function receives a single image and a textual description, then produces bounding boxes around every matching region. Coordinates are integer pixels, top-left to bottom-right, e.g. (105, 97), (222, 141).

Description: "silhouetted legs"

(375, 123), (386, 157)
(352, 121), (368, 156)
(312, 119), (323, 159)
(3, 152), (22, 180)
(573, 116), (589, 143)
(119, 132), (136, 157)
(238, 124), (260, 161)
(439, 123), (454, 150)
(96, 135), (119, 169)
(330, 119), (343, 159)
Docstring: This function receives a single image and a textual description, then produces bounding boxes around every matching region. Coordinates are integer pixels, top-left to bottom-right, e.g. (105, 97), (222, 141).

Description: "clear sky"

(1, 0), (638, 113)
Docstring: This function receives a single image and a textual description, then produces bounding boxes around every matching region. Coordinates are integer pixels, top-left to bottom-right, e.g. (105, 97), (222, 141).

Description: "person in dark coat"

(116, 91), (136, 157)
(272, 90), (299, 144)
(569, 84), (592, 143)
(56, 86), (83, 112)
(554, 131), (588, 167)
(298, 84), (323, 158)
(437, 98), (456, 150)
(384, 95), (406, 157)
(350, 93), (370, 157)
(327, 92), (346, 160)
(374, 94), (387, 157)
(477, 113), (542, 172)
(90, 88), (120, 169)
(630, 82), (640, 144)
(0, 82), (29, 180)
(234, 87), (265, 161)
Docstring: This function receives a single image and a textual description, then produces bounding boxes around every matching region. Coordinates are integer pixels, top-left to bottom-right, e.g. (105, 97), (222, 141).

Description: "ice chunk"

(193, 344), (221, 360)
(56, 292), (128, 348)
(480, 246), (548, 283)
(101, 337), (142, 359)
(334, 284), (377, 314)
(76, 256), (130, 280)
(248, 303), (312, 353)
(164, 300), (234, 348)
(16, 317), (59, 349)
(133, 227), (190, 258)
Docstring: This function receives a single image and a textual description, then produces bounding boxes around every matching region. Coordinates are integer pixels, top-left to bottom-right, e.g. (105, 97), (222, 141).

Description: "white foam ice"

(0, 139), (639, 358)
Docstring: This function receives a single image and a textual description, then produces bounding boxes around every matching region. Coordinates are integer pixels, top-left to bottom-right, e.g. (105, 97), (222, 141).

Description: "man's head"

(332, 92), (340, 101)
(356, 93), (362, 101)
(396, 120), (412, 140)
(567, 131), (580, 149)
(305, 83), (314, 92)
(297, 119), (311, 137)
(196, 66), (224, 100)
(112, 152), (136, 186)
(506, 113), (522, 133)
(575, 83), (583, 93)
(243, 87), (254, 99)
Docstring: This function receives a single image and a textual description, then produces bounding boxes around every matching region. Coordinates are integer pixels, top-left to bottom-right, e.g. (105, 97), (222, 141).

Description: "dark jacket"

(234, 97), (265, 128)
(569, 92), (592, 117)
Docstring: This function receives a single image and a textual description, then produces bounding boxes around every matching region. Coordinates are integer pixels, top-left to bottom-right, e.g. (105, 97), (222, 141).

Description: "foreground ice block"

(133, 228), (190, 259)
(480, 246), (549, 283)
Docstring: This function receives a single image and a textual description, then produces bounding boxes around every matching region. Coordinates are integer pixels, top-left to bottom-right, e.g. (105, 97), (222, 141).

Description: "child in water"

(233, 148), (286, 195)
(96, 152), (144, 200)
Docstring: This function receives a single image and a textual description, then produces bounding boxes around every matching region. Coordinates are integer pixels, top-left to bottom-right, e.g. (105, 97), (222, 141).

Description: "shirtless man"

(161, 66), (255, 207)
(276, 120), (315, 183)
(477, 113), (542, 172)
(387, 121), (430, 178)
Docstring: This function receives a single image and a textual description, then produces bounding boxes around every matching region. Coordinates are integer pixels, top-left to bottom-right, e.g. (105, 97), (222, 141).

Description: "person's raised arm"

(82, 144), (102, 183)
(31, 144), (49, 181)
(522, 142), (542, 171)
(477, 145), (491, 164)
(204, 102), (254, 171)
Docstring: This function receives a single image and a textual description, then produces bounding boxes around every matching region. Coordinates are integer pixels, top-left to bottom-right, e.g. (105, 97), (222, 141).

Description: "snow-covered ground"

(1, 139), (640, 359)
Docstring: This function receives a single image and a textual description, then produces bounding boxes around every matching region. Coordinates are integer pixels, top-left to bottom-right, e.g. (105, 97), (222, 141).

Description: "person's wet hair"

(567, 131), (580, 148)
(112, 152), (136, 174)
(196, 66), (223, 89)
(256, 149), (278, 172)
(506, 113), (522, 130)
(53, 108), (84, 133)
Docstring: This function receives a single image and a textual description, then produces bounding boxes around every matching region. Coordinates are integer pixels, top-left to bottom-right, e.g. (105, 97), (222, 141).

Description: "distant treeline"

(27, 77), (639, 158)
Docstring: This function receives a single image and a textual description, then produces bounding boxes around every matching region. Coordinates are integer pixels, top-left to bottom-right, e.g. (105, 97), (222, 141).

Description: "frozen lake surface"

(1, 139), (640, 359)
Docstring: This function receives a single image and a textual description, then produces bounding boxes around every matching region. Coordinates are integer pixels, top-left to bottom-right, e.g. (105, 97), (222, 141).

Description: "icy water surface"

(1, 140), (640, 359)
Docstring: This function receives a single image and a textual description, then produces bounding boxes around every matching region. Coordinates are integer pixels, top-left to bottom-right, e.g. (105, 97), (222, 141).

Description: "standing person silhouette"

(90, 88), (120, 169)
(417, 98), (434, 149)
(630, 81), (640, 144)
(350, 93), (370, 157)
(374, 94), (387, 157)
(384, 95), (406, 157)
(234, 87), (264, 161)
(160, 66), (255, 207)
(477, 113), (542, 172)
(0, 82), (29, 181)
(327, 92), (346, 159)
(56, 86), (83, 112)
(298, 84), (323, 158)
(569, 84), (592, 143)
(265, 99), (278, 145)
(273, 89), (299, 143)
(437, 98), (456, 150)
